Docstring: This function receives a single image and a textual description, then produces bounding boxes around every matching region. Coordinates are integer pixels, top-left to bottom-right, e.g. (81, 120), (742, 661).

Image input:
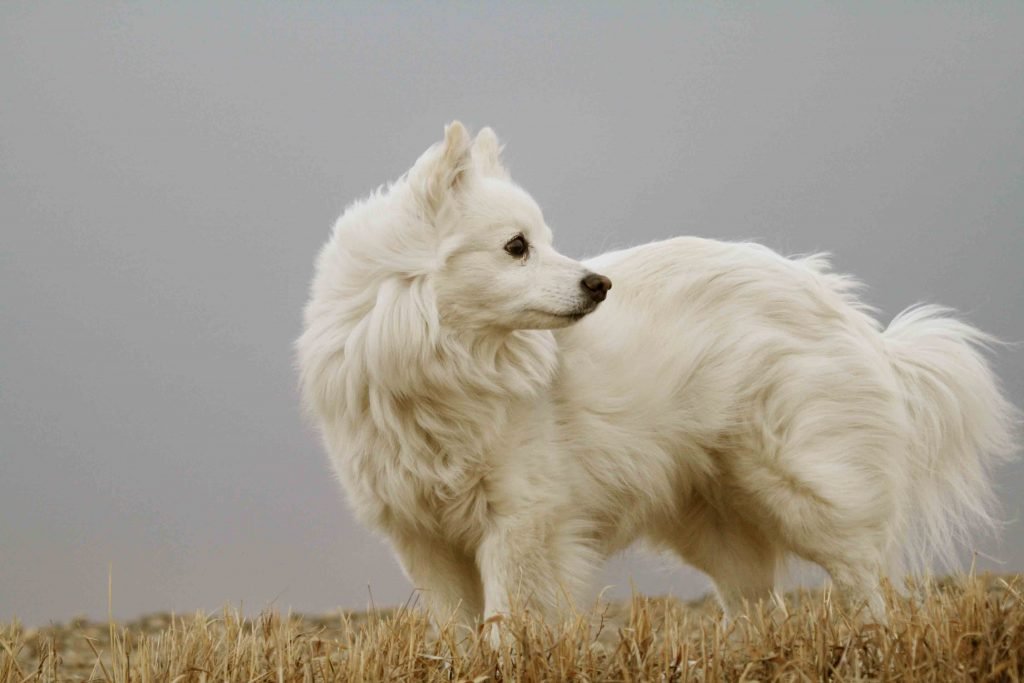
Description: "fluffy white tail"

(884, 305), (1018, 568)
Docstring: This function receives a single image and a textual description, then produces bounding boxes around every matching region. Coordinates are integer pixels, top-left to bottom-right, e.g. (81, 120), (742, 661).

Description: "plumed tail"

(884, 305), (1019, 568)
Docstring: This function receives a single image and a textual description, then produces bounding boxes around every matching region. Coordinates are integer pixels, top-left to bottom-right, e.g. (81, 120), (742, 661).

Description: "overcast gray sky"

(2, 3), (1022, 626)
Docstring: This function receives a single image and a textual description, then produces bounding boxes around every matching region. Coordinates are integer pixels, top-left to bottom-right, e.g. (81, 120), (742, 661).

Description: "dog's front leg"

(392, 532), (484, 629)
(476, 516), (561, 647)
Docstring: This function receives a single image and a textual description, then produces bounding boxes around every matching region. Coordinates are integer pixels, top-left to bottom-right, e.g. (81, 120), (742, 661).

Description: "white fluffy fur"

(297, 122), (1017, 626)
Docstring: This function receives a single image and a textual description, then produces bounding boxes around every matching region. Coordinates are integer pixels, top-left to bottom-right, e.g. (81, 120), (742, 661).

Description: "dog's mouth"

(531, 304), (597, 322)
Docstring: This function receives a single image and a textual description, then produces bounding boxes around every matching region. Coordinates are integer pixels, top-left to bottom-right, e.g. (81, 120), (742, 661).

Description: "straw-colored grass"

(3, 574), (1022, 681)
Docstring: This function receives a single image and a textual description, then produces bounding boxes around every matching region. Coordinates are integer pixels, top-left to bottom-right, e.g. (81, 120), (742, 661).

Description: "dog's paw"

(479, 613), (505, 650)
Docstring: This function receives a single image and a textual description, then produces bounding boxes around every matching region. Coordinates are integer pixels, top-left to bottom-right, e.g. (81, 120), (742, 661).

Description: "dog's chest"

(345, 445), (494, 546)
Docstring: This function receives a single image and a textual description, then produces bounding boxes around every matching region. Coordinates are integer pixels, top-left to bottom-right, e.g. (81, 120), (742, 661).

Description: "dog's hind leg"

(775, 511), (888, 619)
(735, 444), (892, 621)
(660, 502), (780, 617)
(819, 552), (887, 620)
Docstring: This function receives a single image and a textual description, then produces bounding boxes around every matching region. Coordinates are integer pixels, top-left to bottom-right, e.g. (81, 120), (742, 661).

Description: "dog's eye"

(504, 235), (528, 258)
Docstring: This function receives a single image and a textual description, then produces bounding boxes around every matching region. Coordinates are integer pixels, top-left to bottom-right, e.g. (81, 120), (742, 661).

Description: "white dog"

(297, 122), (1016, 627)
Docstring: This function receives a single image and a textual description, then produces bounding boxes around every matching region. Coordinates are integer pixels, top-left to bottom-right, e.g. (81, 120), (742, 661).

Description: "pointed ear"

(472, 126), (509, 179)
(416, 121), (473, 216)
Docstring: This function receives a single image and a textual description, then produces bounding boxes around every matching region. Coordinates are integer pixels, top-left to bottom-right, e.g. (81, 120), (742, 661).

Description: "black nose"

(580, 273), (612, 303)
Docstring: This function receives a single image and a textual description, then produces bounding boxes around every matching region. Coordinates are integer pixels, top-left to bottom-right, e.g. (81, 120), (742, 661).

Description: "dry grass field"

(3, 573), (1022, 682)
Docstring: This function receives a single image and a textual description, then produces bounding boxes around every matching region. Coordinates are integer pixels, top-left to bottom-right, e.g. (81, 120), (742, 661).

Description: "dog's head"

(410, 122), (611, 331)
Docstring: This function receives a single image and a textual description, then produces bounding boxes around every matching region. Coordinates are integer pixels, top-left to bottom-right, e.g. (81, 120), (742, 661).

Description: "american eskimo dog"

(297, 122), (1016, 629)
